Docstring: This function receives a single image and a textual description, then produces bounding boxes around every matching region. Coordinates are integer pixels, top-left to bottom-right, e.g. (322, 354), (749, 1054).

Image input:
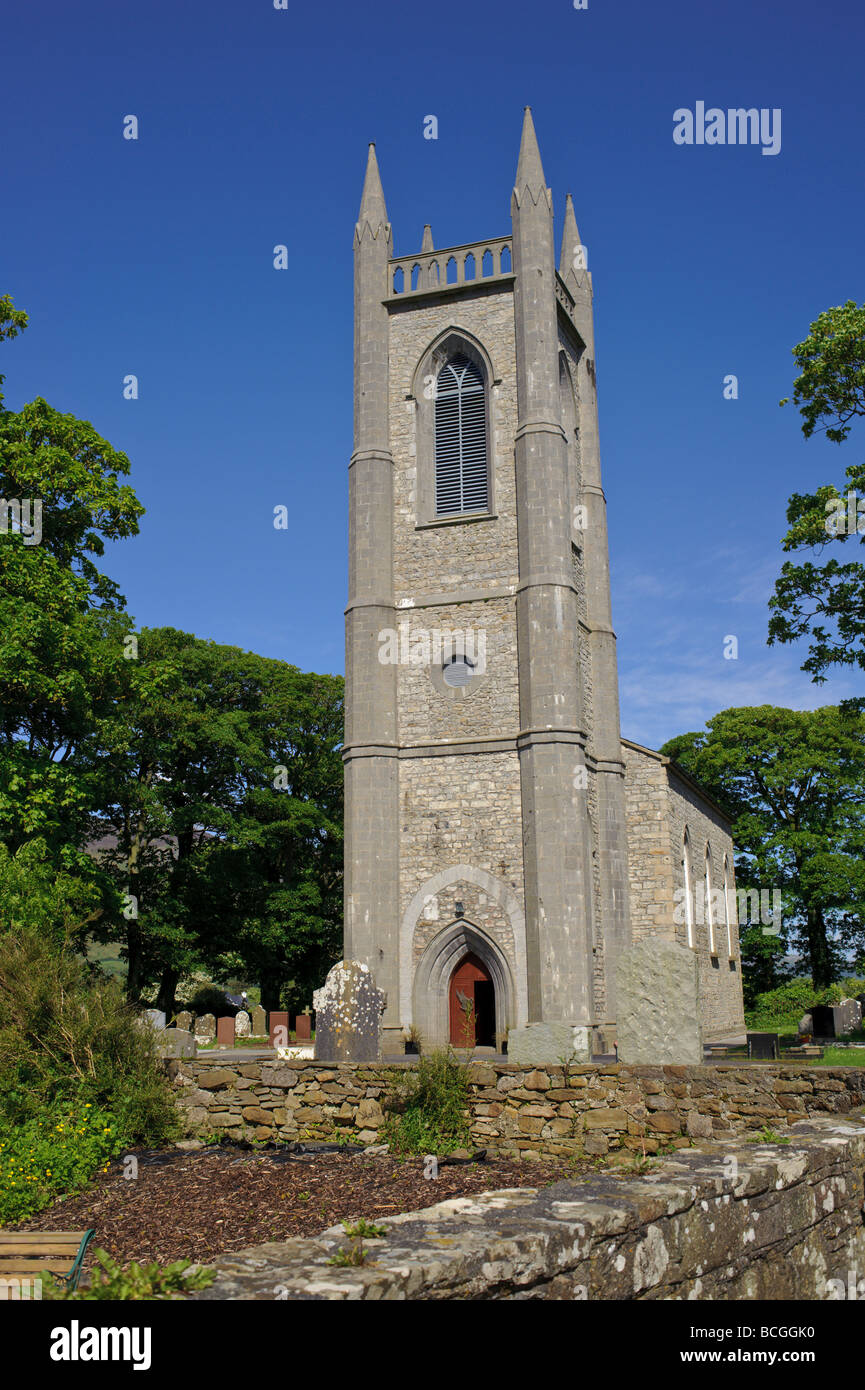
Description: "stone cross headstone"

(313, 960), (386, 1062)
(294, 1013), (311, 1041)
(251, 1005), (267, 1036)
(616, 941), (703, 1065)
(235, 1009), (251, 1038)
(269, 1011), (290, 1048)
(175, 1010), (193, 1032)
(216, 1015), (235, 1047)
(144, 1009), (166, 1030)
(194, 1012), (216, 1042)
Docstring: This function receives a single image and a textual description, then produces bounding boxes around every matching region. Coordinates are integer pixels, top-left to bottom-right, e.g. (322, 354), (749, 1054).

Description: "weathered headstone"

(235, 1010), (251, 1038)
(144, 1009), (166, 1030)
(813, 998), (863, 1038)
(194, 1012), (216, 1042)
(313, 960), (385, 1062)
(294, 1012), (312, 1041)
(216, 1015), (235, 1047)
(837, 998), (863, 1034)
(269, 1011), (290, 1048)
(175, 1010), (193, 1032)
(158, 1027), (196, 1058)
(507, 1023), (591, 1065)
(251, 1005), (267, 1036)
(616, 941), (703, 1065)
(797, 1013), (813, 1036)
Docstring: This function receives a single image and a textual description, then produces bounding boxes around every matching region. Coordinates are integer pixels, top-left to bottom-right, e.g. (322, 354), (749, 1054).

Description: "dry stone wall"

(170, 1058), (865, 1159)
(194, 1111), (865, 1300)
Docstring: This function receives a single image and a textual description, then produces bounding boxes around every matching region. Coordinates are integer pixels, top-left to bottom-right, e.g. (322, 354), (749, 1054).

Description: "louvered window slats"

(434, 355), (488, 515)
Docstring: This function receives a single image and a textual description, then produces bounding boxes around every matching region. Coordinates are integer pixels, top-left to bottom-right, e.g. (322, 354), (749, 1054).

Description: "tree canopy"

(662, 703), (865, 990)
(769, 301), (865, 681)
(0, 294), (344, 1014)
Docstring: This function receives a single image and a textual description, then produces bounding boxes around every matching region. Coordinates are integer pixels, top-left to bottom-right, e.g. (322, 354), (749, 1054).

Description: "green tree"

(0, 296), (143, 883)
(661, 704), (865, 989)
(91, 629), (343, 1013)
(0, 838), (102, 946)
(769, 300), (865, 681)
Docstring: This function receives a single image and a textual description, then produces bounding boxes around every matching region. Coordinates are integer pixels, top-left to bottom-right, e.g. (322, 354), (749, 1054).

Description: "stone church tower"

(342, 109), (746, 1060)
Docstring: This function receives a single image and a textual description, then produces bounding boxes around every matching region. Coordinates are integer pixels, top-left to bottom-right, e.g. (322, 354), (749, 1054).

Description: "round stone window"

(442, 654), (475, 688)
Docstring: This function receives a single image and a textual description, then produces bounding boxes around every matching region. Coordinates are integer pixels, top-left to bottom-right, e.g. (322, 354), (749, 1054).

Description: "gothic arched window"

(434, 354), (488, 516)
(723, 855), (734, 957)
(704, 846), (715, 955)
(683, 829), (694, 949)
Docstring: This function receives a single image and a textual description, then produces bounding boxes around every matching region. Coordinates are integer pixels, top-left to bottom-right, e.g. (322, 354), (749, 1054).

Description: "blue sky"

(2, 0), (863, 749)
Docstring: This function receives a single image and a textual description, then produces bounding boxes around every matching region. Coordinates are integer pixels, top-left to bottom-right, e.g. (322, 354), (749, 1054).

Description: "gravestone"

(313, 960), (386, 1062)
(797, 1013), (813, 1036)
(811, 998), (862, 1038)
(810, 1005), (835, 1037)
(507, 1023), (591, 1065)
(175, 1010), (193, 1032)
(615, 940), (703, 1065)
(195, 1013), (216, 1042)
(235, 1010), (251, 1038)
(216, 1015), (235, 1047)
(747, 1032), (779, 1060)
(294, 1013), (312, 1041)
(251, 1005), (267, 1036)
(144, 1009), (166, 1031)
(269, 1011), (290, 1048)
(158, 1028), (196, 1058)
(837, 998), (862, 1034)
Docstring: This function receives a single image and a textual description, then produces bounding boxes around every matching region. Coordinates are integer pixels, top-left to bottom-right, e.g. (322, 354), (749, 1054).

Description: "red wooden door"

(449, 954), (492, 1046)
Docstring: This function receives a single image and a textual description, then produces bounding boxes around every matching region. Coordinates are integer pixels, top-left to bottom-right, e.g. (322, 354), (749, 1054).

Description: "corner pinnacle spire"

(560, 191), (589, 297)
(513, 106), (550, 206)
(357, 142), (389, 236)
(421, 224), (434, 252)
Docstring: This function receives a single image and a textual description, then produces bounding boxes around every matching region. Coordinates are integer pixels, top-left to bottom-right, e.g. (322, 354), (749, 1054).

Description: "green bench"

(0, 1229), (94, 1295)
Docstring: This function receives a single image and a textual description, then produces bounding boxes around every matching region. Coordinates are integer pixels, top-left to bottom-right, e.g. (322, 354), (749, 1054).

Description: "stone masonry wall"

(622, 741), (746, 1043)
(667, 768), (746, 1042)
(195, 1110), (865, 1300)
(622, 741), (676, 943)
(171, 1059), (865, 1160)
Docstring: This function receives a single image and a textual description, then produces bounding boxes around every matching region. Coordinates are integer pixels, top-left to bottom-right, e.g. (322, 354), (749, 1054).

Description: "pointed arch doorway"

(448, 953), (496, 1047)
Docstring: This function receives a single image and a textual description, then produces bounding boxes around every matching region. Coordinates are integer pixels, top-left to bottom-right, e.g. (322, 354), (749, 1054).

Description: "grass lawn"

(812, 1047), (865, 1066)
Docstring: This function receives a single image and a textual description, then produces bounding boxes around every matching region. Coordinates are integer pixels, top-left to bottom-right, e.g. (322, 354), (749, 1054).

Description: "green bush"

(40, 1248), (215, 1300)
(382, 1049), (471, 1155)
(0, 1102), (123, 1223)
(0, 928), (181, 1219)
(745, 975), (865, 1031)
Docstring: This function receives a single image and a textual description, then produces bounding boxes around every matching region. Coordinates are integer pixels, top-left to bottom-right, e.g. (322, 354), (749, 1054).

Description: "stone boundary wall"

(169, 1059), (865, 1159)
(194, 1111), (865, 1300)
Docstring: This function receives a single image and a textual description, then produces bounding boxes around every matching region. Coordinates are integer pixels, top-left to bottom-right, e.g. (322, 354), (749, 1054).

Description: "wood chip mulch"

(12, 1146), (594, 1273)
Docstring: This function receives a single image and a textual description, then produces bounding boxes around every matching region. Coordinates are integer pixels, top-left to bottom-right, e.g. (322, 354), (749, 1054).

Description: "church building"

(342, 109), (746, 1061)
